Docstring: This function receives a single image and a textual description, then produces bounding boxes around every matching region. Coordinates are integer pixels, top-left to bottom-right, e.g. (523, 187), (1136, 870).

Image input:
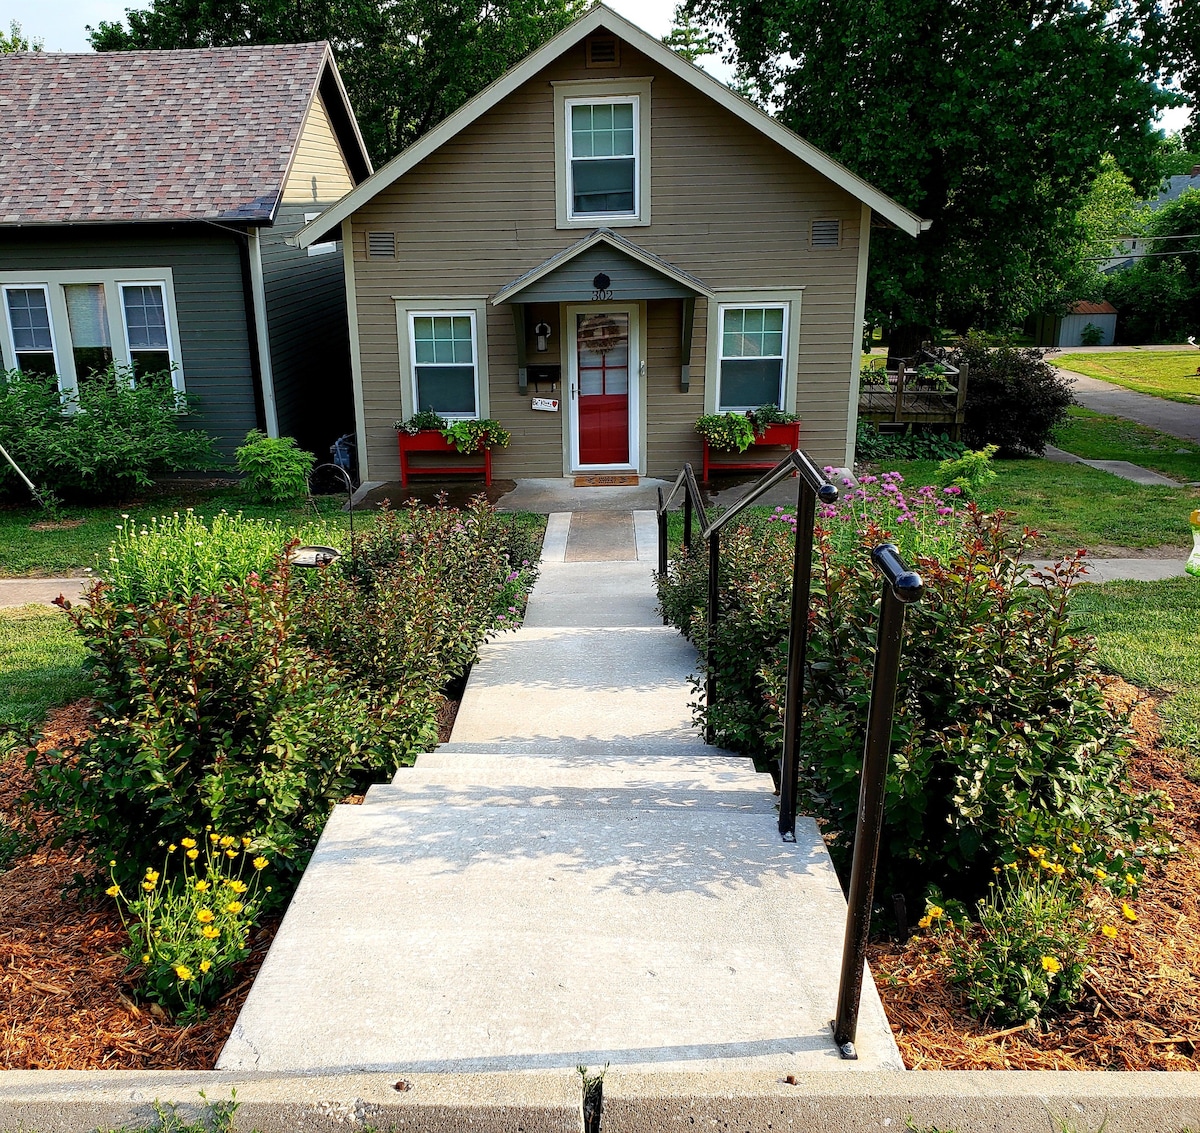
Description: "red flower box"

(701, 420), (800, 482)
(397, 430), (492, 487)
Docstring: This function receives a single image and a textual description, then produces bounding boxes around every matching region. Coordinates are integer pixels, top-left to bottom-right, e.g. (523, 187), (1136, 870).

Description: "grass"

(1069, 576), (1200, 758)
(0, 604), (89, 735)
(1053, 408), (1200, 483)
(883, 457), (1198, 553)
(1054, 350), (1200, 404)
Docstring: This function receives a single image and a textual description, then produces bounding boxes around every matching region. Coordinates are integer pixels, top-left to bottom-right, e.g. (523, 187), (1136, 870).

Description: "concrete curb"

(2, 1069), (1200, 1133)
(540, 512), (571, 563)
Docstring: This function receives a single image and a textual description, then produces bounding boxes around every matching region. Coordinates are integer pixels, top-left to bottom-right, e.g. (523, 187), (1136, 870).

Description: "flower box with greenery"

(695, 405), (801, 482)
(394, 411), (513, 487)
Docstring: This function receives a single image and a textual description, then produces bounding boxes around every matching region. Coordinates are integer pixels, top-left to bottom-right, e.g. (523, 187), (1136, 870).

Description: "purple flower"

(918, 485), (935, 497)
(943, 486), (962, 496)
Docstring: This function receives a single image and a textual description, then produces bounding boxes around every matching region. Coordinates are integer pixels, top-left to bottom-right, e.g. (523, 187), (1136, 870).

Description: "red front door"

(576, 311), (630, 465)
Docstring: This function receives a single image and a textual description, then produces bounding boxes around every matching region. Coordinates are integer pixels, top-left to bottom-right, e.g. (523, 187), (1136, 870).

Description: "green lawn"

(0, 488), (359, 578)
(1054, 350), (1200, 404)
(1069, 576), (1200, 758)
(884, 457), (1198, 554)
(1053, 407), (1200, 483)
(0, 604), (89, 734)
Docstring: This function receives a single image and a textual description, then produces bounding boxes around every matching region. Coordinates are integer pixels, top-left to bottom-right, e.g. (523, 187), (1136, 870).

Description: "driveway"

(1053, 367), (1200, 443)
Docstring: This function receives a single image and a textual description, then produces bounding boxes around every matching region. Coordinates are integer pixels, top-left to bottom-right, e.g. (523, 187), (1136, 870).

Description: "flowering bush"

(107, 832), (268, 1020)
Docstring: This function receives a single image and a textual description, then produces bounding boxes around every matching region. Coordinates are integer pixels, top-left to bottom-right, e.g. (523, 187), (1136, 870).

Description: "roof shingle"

(0, 43), (331, 225)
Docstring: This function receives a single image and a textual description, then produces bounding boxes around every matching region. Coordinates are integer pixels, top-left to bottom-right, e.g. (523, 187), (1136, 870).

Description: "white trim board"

(293, 4), (929, 249)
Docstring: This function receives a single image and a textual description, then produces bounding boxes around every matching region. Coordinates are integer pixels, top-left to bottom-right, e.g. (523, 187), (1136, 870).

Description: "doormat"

(574, 474), (639, 487)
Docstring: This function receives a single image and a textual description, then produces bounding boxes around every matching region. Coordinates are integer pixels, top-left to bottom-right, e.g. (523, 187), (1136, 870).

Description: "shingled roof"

(0, 43), (363, 226)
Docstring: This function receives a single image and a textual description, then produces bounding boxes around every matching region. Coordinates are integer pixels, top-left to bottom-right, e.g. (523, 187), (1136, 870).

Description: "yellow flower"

(142, 879), (155, 891)
(144, 869), (159, 882)
(196, 908), (215, 923)
(1041, 956), (1062, 974)
(253, 856), (269, 871)
(220, 835), (236, 849)
(199, 960), (212, 973)
(168, 844), (177, 853)
(928, 905), (944, 919)
(186, 848), (199, 860)
(225, 901), (244, 915)
(1101, 925), (1118, 939)
(109, 859), (117, 867)
(1070, 843), (1083, 854)
(210, 833), (220, 843)
(1028, 846), (1046, 859)
(174, 964), (193, 981)
(1095, 867), (1108, 881)
(225, 849), (238, 859)
(180, 838), (196, 849)
(141, 953), (150, 963)
(1040, 859), (1055, 871)
(1006, 862), (1019, 871)
(201, 925), (220, 939)
(226, 880), (248, 894)
(1050, 862), (1066, 876)
(195, 880), (210, 892)
(917, 915), (932, 929)
(242, 837), (252, 849)
(1122, 902), (1138, 923)
(1124, 873), (1136, 886)
(105, 884), (121, 897)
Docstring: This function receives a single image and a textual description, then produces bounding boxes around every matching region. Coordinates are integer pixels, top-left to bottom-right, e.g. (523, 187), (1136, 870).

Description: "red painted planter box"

(701, 420), (800, 482)
(397, 430), (492, 487)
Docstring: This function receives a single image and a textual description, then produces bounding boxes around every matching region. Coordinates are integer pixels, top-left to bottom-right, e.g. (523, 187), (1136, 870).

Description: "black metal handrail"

(656, 449), (838, 834)
(655, 463), (708, 578)
(831, 543), (922, 1060)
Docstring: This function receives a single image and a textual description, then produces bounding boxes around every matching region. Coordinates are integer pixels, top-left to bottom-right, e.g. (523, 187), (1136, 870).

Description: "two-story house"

(297, 4), (928, 482)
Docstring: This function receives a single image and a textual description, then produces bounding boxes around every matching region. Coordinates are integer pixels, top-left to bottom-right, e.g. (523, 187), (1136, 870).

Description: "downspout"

(341, 216), (370, 482)
(246, 228), (280, 438)
(845, 203), (873, 468)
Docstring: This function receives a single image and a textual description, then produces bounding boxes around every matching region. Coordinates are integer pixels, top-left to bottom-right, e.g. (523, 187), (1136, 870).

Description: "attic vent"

(367, 231), (396, 259)
(811, 218), (841, 249)
(585, 35), (619, 67)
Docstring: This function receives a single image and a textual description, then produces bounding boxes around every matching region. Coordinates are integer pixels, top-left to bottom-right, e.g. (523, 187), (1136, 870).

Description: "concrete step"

(361, 780), (778, 814)
(406, 751), (770, 792)
(217, 804), (902, 1074)
(523, 560), (660, 627)
(433, 739), (746, 759)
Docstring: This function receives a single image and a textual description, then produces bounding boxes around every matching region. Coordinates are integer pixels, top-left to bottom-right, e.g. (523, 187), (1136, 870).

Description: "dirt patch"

(870, 679), (1200, 1071)
(26, 519), (85, 532)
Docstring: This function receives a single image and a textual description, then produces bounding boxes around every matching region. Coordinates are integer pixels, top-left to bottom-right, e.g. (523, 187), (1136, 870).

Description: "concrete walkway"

(0, 578), (89, 609)
(219, 510), (903, 1075)
(1042, 445), (1184, 487)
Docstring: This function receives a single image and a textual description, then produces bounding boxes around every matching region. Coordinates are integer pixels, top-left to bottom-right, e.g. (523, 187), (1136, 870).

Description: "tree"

(683, 0), (1183, 358)
(88, 0), (584, 165)
(1, 20), (42, 51)
(663, 8), (719, 64)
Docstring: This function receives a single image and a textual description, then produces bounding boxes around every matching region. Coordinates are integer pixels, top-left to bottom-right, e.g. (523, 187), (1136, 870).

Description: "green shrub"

(950, 335), (1075, 455)
(695, 413), (757, 452)
(656, 502), (1163, 904)
(234, 430), (316, 504)
(0, 367), (216, 501)
(1078, 322), (1105, 347)
(935, 444), (998, 497)
(107, 833), (268, 1020)
(855, 421), (965, 462)
(441, 418), (512, 453)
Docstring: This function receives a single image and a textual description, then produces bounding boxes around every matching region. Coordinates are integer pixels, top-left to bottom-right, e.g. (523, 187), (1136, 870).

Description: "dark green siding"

(260, 206), (355, 455)
(0, 224), (258, 461)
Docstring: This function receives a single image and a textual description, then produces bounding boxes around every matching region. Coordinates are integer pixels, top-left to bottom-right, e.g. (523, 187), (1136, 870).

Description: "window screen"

(718, 305), (786, 410)
(570, 101), (636, 217)
(411, 313), (478, 417)
(65, 283), (113, 380)
(5, 287), (57, 378)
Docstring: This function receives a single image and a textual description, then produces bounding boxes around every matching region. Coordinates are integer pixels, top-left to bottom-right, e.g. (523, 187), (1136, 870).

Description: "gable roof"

(0, 43), (372, 227)
(296, 3), (929, 248)
(492, 228), (714, 304)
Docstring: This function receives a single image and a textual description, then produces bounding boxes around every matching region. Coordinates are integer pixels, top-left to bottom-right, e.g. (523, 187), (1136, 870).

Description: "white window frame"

(565, 95), (640, 223)
(393, 297), (491, 423)
(704, 289), (805, 416)
(553, 78), (652, 230)
(2, 283), (62, 382)
(0, 269), (185, 394)
(304, 211), (339, 257)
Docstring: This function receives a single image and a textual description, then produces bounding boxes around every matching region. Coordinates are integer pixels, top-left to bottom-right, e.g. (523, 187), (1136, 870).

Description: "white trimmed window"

(716, 304), (788, 411)
(408, 311), (480, 418)
(567, 97), (638, 219)
(0, 271), (184, 392)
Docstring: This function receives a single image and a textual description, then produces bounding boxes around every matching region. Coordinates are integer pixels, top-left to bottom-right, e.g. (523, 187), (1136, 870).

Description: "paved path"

(1053, 367), (1200, 443)
(1042, 445), (1184, 487)
(219, 511), (903, 1075)
(0, 578), (89, 609)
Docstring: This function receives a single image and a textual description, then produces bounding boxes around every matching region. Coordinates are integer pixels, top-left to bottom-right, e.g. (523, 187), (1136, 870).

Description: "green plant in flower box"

(695, 413), (757, 452)
(441, 418), (512, 454)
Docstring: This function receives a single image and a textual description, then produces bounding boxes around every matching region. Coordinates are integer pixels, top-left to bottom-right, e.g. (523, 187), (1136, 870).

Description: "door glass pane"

(572, 157), (635, 215)
(6, 288), (53, 351)
(415, 365), (476, 414)
(577, 313), (629, 396)
(122, 284), (169, 350)
(65, 283), (113, 379)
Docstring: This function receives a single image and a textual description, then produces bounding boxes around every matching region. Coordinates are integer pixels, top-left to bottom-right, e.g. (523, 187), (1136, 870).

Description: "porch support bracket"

(680, 296), (695, 392)
(512, 303), (529, 395)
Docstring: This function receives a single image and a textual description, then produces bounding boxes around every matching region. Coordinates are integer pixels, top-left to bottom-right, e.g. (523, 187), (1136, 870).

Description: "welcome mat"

(574, 474), (639, 487)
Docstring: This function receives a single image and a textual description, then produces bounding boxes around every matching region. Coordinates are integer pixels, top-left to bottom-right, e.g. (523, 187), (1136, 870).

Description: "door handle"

(571, 383), (577, 400)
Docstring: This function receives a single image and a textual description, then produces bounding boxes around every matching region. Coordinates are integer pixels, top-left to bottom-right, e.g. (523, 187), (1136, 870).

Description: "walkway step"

(362, 781), (777, 814)
(433, 739), (742, 757)
(218, 805), (901, 1073)
(523, 560), (658, 627)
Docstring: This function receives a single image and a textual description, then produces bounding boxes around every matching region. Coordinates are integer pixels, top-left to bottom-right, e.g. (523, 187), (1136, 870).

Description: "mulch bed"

(869, 680), (1200, 1071)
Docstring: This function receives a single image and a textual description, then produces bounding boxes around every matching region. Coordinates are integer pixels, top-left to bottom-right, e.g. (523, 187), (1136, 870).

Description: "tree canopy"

(89, 0), (584, 165)
(1, 20), (42, 51)
(683, 0), (1186, 350)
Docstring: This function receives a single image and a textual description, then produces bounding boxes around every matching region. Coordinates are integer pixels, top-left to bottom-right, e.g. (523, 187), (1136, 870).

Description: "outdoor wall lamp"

(534, 322), (552, 352)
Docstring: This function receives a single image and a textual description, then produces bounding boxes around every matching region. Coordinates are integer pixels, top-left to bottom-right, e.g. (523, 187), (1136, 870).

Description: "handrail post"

(832, 544), (922, 1059)
(683, 488), (693, 550)
(657, 487), (668, 579)
(705, 529), (720, 745)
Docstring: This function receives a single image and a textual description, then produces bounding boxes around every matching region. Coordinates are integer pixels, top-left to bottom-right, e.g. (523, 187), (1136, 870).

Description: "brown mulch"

(869, 678), (1200, 1071)
(0, 702), (278, 1069)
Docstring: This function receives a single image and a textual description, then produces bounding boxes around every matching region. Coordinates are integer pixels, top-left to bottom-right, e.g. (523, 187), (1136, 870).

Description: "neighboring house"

(1033, 300), (1118, 347)
(296, 4), (927, 482)
(0, 44), (372, 460)
(1099, 168), (1200, 273)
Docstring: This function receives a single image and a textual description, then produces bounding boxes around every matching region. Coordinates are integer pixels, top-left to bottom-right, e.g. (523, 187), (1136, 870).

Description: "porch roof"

(492, 229), (714, 305)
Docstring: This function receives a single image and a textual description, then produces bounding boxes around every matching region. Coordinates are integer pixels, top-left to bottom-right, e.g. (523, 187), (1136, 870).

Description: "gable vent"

(811, 218), (841, 249)
(585, 35), (619, 67)
(367, 231), (396, 259)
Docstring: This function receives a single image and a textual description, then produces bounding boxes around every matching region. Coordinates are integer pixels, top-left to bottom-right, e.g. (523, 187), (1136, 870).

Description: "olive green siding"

(505, 243), (700, 304)
(349, 35), (864, 481)
(0, 225), (257, 461)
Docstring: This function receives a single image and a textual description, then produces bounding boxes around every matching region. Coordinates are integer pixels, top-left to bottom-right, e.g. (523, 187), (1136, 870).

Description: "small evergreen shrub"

(234, 430), (316, 503)
(0, 366), (215, 501)
(1078, 322), (1105, 347)
(935, 444), (999, 497)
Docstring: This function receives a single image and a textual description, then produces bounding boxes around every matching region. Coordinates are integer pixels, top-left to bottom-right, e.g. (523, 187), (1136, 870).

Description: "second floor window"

(567, 97), (638, 219)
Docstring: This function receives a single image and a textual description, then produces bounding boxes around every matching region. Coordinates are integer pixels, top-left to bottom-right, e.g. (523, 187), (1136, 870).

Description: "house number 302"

(591, 288), (613, 301)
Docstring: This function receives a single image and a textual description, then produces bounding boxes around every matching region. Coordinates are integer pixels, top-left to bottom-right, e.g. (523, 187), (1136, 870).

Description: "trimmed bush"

(235, 430), (316, 504)
(0, 366), (215, 501)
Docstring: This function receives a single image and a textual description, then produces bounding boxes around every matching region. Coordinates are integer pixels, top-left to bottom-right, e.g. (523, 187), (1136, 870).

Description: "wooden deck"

(857, 359), (968, 436)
